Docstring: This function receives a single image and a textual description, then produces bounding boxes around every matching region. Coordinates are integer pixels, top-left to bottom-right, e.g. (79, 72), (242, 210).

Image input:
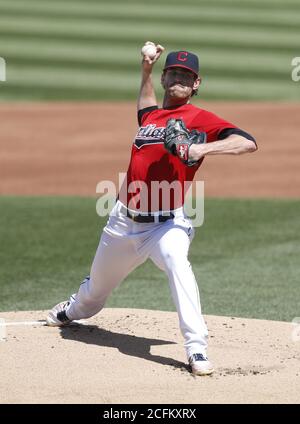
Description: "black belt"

(121, 205), (174, 223)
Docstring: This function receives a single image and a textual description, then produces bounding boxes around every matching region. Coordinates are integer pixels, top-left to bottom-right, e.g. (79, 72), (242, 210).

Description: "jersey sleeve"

(191, 110), (237, 143)
(218, 127), (257, 145)
(138, 106), (159, 126)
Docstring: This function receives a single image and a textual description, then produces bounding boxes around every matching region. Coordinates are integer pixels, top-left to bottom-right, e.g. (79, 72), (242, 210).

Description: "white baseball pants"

(66, 201), (208, 359)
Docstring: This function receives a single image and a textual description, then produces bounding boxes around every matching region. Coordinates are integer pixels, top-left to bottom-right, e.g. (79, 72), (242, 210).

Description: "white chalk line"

(0, 320), (87, 327)
(0, 319), (88, 342)
(0, 321), (46, 326)
(0, 318), (6, 341)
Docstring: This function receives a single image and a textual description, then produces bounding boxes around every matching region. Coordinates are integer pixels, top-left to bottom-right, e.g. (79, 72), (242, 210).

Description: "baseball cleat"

(46, 301), (72, 326)
(188, 353), (214, 376)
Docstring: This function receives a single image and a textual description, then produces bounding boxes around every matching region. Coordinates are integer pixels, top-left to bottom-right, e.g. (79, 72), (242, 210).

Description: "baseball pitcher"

(46, 42), (257, 376)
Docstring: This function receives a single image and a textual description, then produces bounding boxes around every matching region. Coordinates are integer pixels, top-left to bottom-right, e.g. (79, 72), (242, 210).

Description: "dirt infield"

(0, 308), (299, 404)
(0, 101), (299, 197)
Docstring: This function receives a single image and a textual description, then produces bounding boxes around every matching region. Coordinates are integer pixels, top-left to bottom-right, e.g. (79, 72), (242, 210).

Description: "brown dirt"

(0, 308), (299, 404)
(0, 101), (299, 197)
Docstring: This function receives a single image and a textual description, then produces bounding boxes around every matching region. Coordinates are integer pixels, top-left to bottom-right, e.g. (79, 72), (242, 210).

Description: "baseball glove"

(164, 118), (206, 167)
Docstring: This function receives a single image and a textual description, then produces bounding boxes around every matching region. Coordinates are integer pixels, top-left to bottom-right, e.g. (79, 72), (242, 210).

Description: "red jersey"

(118, 103), (236, 212)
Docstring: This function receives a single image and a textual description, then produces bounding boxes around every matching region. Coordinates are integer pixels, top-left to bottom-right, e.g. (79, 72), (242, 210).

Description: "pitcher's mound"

(0, 308), (299, 403)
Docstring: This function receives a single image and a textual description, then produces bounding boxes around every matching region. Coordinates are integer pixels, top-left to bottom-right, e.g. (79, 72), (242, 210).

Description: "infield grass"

(0, 196), (299, 322)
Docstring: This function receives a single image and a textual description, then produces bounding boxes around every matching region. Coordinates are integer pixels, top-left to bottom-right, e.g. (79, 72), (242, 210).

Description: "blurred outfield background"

(0, 0), (299, 101)
(0, 0), (299, 320)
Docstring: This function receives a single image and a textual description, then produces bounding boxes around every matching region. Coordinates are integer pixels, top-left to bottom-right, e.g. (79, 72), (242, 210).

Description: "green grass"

(0, 0), (299, 101)
(0, 196), (299, 322)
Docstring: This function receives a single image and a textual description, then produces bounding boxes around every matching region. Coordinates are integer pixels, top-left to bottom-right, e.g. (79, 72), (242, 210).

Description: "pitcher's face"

(162, 68), (199, 99)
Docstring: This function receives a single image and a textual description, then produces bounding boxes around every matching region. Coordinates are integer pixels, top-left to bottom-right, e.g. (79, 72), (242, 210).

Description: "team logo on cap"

(177, 52), (188, 62)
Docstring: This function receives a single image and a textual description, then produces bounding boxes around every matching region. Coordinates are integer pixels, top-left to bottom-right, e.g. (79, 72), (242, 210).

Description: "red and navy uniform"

(118, 103), (255, 211)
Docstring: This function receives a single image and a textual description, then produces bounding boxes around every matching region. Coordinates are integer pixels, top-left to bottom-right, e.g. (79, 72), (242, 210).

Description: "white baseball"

(141, 44), (157, 59)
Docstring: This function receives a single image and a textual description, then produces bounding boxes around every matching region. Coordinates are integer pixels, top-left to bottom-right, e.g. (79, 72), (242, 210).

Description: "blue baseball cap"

(163, 51), (199, 76)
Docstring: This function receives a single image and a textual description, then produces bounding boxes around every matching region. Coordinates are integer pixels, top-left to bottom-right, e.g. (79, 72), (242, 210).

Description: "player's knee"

(164, 252), (191, 272)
